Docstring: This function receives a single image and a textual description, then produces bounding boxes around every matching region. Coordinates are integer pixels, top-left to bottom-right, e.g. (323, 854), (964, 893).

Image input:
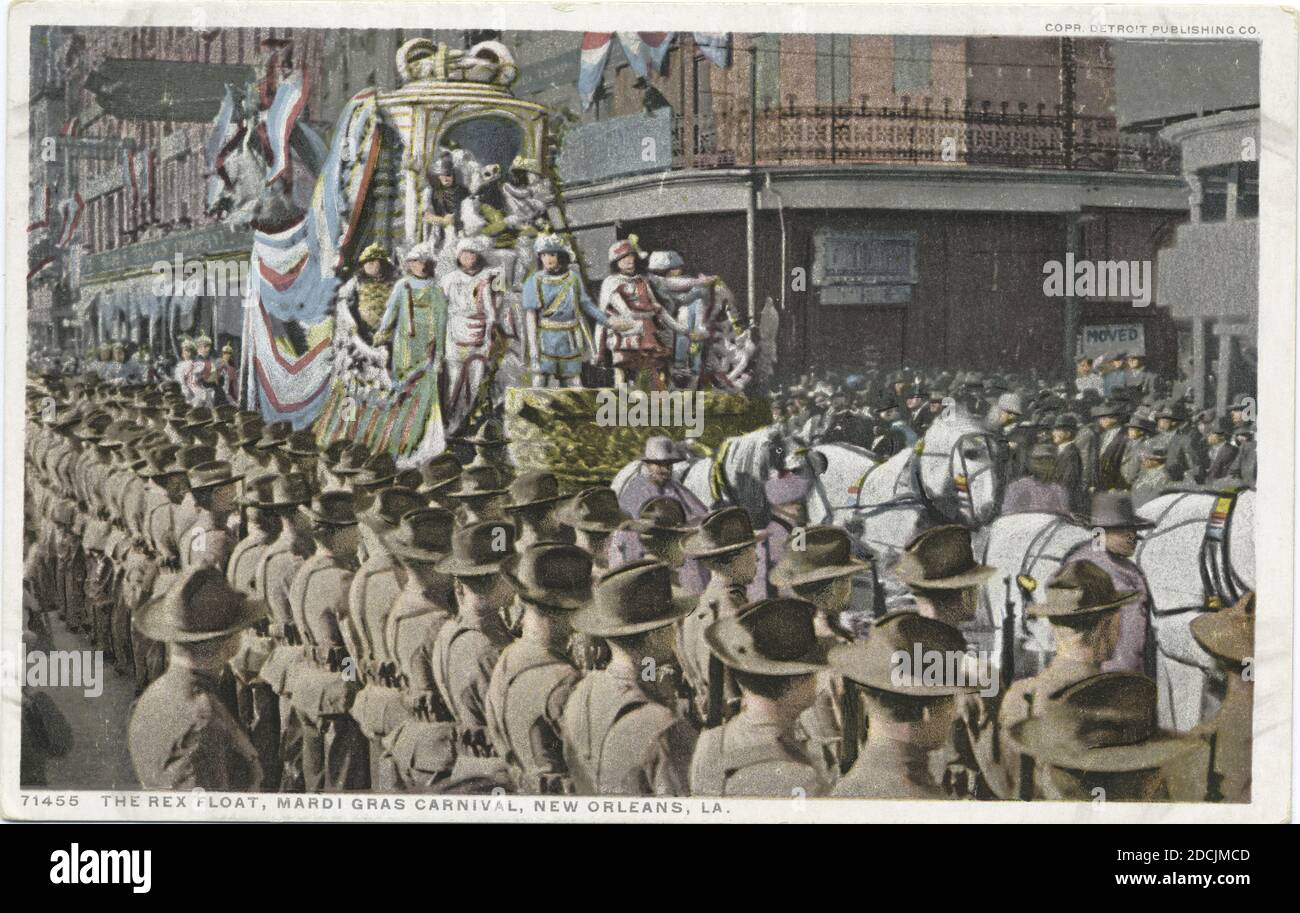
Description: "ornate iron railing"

(670, 98), (1180, 174)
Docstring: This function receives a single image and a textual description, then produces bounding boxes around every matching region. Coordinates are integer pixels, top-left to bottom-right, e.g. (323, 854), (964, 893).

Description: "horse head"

(914, 406), (1005, 526)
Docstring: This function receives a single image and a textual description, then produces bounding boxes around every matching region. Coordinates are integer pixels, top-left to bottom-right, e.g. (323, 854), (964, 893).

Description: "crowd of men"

(20, 345), (1252, 802)
(774, 352), (1257, 509)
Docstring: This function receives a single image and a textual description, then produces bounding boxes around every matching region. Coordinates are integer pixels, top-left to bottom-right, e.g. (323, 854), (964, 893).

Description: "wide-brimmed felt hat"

(138, 445), (184, 479)
(1053, 412), (1080, 431)
(892, 525), (996, 589)
(705, 597), (831, 677)
(75, 412), (114, 442)
(446, 464), (507, 500)
(570, 560), (695, 638)
(330, 444), (372, 476)
(1028, 560), (1137, 619)
(771, 526), (871, 588)
(683, 506), (766, 559)
(1088, 491), (1154, 530)
(259, 473), (313, 509)
(1091, 399), (1127, 419)
(502, 471), (564, 511)
(1008, 673), (1198, 773)
(359, 486), (425, 532)
(1126, 414), (1156, 433)
(452, 420), (511, 448)
(240, 472), (280, 507)
(135, 566), (267, 644)
(1190, 591), (1254, 665)
(301, 490), (359, 526)
(187, 460), (242, 492)
(626, 496), (692, 534)
(385, 507), (455, 563)
(500, 543), (593, 610)
(255, 420), (292, 450)
(419, 453), (462, 495)
(353, 452), (398, 490)
(1154, 400), (1189, 422)
(321, 439), (351, 468)
(435, 520), (515, 577)
(1140, 441), (1168, 461)
(557, 487), (628, 532)
(283, 429), (319, 457)
(641, 435), (683, 464)
(829, 610), (976, 696)
(183, 407), (215, 430)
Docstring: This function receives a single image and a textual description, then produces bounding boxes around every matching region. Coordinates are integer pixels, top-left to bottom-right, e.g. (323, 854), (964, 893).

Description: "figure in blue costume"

(521, 233), (633, 388)
(373, 241), (449, 383)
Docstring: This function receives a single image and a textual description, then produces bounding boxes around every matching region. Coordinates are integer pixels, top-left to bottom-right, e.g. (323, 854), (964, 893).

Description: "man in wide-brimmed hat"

(1187, 591), (1254, 802)
(615, 495), (695, 577)
(689, 597), (830, 797)
(288, 490), (370, 791)
(451, 418), (513, 480)
(1154, 398), (1207, 484)
(771, 525), (873, 779)
(350, 451), (399, 500)
(1091, 397), (1130, 492)
(558, 486), (628, 574)
(377, 506), (462, 791)
(352, 489), (442, 791)
(502, 471), (568, 550)
(224, 471), (285, 788)
(561, 560), (698, 795)
(1007, 671), (1197, 800)
(965, 560), (1137, 799)
(322, 443), (370, 490)
(1131, 440), (1173, 508)
(178, 461), (243, 572)
(891, 525), (996, 628)
(616, 435), (708, 529)
(1061, 492), (1154, 676)
(432, 520), (517, 759)
(1048, 412), (1086, 515)
(251, 472), (316, 790)
(127, 566), (267, 790)
(830, 611), (978, 798)
(445, 463), (508, 524)
(679, 506), (768, 725)
(350, 486), (426, 760)
(418, 451), (462, 508)
(486, 543), (592, 792)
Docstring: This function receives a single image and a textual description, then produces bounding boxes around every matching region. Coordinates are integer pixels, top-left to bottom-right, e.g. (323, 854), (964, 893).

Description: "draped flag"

(28, 184), (52, 233)
(120, 146), (154, 207)
(579, 32), (729, 109)
(55, 193), (84, 248)
(205, 85), (237, 174)
(265, 70), (308, 185)
(240, 283), (336, 428)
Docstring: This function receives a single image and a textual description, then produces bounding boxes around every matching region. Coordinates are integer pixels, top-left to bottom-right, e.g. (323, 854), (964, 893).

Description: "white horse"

(974, 487), (1255, 732)
(806, 408), (1003, 557)
(1137, 489), (1255, 730)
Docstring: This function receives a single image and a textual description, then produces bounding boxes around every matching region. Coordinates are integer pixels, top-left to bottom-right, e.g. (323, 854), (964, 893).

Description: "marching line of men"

(23, 370), (1251, 802)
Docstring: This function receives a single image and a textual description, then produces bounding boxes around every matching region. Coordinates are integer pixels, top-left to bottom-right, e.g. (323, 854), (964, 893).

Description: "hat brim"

(894, 562), (997, 589)
(1086, 514), (1156, 530)
(386, 539), (450, 564)
(134, 591), (267, 644)
(434, 554), (508, 577)
(418, 477), (460, 496)
(621, 517), (693, 535)
(828, 641), (981, 696)
(500, 559), (592, 611)
(704, 619), (832, 677)
(683, 529), (768, 560)
(560, 511), (628, 532)
(447, 487), (507, 500)
(299, 506), (359, 526)
(188, 474), (244, 492)
(1027, 590), (1138, 618)
(1189, 612), (1253, 665)
(502, 494), (565, 512)
(570, 588), (696, 638)
(1007, 718), (1200, 773)
(770, 557), (872, 589)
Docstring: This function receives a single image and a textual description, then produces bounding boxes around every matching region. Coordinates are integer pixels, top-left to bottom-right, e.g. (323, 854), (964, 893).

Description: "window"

(815, 35), (851, 106)
(1197, 164), (1230, 223)
(1237, 161), (1258, 219)
(893, 36), (932, 95)
(754, 34), (781, 110)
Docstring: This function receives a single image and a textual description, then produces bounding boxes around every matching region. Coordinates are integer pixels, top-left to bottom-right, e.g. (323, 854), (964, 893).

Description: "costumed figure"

(521, 233), (632, 388)
(420, 154), (469, 255)
(333, 243), (398, 388)
(438, 235), (508, 434)
(597, 237), (704, 390)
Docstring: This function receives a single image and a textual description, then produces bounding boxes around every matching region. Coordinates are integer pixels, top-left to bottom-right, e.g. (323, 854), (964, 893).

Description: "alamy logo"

(595, 387), (705, 438)
(151, 253), (251, 298)
(1042, 253), (1152, 307)
(49, 844), (151, 893)
(2, 648), (103, 697)
(890, 646), (997, 697)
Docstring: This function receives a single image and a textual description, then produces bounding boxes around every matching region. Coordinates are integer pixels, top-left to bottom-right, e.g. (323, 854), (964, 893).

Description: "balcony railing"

(670, 97), (1181, 175)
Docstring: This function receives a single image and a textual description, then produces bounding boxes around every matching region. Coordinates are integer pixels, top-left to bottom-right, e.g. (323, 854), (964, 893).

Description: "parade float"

(216, 37), (762, 483)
